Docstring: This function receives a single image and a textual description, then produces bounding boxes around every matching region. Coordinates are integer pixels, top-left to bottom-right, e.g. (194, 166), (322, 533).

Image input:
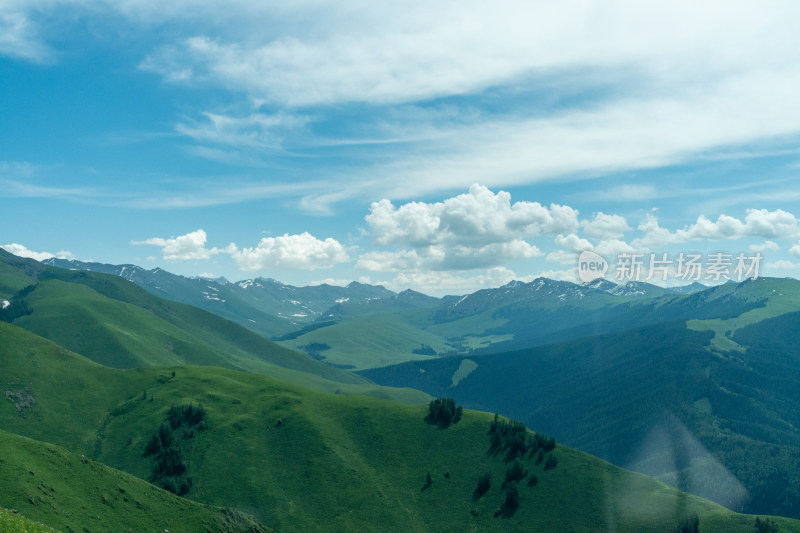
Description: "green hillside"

(0, 250), (41, 298)
(0, 508), (59, 533)
(1, 322), (795, 532)
(281, 277), (777, 370)
(0, 252), (429, 403)
(279, 311), (449, 369)
(363, 308), (800, 519)
(0, 431), (270, 533)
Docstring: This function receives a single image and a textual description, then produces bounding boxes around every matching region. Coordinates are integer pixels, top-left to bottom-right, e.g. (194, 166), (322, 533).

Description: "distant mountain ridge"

(42, 257), (398, 338)
(41, 256), (708, 339)
(6, 248), (800, 528)
(39, 256), (721, 369)
(363, 276), (800, 518)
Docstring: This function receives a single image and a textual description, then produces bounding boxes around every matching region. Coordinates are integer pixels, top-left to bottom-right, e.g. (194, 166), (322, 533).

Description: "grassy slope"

(1, 323), (795, 532)
(0, 260), (34, 299)
(0, 431), (270, 533)
(0, 508), (59, 533)
(280, 312), (447, 369)
(361, 317), (800, 518)
(7, 274), (429, 403)
(687, 277), (800, 352)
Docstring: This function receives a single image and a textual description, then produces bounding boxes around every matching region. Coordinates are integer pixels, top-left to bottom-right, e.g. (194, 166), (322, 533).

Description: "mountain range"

(3, 248), (800, 531)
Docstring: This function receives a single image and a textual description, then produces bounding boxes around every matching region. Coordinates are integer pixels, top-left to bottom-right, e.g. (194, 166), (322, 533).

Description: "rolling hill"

(362, 278), (800, 518)
(0, 249), (429, 403)
(36, 255), (741, 372)
(1, 321), (795, 532)
(42, 257), (401, 338)
(0, 430), (270, 533)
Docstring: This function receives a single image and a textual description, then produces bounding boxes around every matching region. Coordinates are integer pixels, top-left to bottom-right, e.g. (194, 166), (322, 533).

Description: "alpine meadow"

(5, 2), (800, 532)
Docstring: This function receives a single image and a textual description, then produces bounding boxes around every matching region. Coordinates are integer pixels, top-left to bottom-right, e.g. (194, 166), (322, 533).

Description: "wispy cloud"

(176, 111), (309, 150)
(1, 243), (72, 261)
(131, 229), (234, 260)
(0, 10), (52, 62)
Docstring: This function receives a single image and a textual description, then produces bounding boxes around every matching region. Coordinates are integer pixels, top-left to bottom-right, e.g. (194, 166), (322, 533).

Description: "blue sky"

(3, 1), (800, 295)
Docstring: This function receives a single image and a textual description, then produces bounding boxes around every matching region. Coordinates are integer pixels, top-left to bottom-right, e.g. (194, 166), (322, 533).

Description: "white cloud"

(790, 243), (800, 258)
(7, 2), (800, 212)
(358, 240), (541, 272)
(633, 209), (800, 251)
(631, 213), (682, 251)
(369, 184), (575, 243)
(594, 239), (637, 261)
(309, 278), (351, 287)
(0, 10), (51, 62)
(533, 268), (580, 284)
(766, 259), (800, 270)
(361, 185), (563, 271)
(546, 234), (594, 264)
(176, 111), (309, 150)
(232, 232), (349, 271)
(131, 229), (234, 260)
(749, 240), (779, 253)
(127, 1), (800, 209)
(367, 266), (534, 296)
(1, 243), (73, 261)
(582, 212), (631, 240)
(555, 233), (593, 253)
(136, 2), (800, 108)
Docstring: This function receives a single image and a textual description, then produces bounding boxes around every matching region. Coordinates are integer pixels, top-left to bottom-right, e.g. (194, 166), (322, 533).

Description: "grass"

(280, 312), (449, 369)
(0, 508), (60, 533)
(0, 431), (270, 533)
(7, 276), (430, 404)
(687, 278), (800, 352)
(0, 262), (34, 300)
(2, 323), (797, 532)
(450, 358), (478, 387)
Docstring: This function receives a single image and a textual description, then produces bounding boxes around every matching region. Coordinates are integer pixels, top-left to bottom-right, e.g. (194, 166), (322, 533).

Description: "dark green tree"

(422, 471), (433, 491)
(754, 517), (780, 533)
(474, 472), (491, 499)
(503, 483), (520, 511)
(504, 458), (527, 487)
(427, 398), (463, 426)
(673, 515), (699, 533)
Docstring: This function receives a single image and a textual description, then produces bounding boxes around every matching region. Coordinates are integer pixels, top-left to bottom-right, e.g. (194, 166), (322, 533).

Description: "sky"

(3, 1), (800, 295)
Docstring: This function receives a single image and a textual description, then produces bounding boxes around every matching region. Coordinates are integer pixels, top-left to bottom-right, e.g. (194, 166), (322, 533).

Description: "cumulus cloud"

(231, 232), (349, 271)
(1, 243), (73, 261)
(633, 209), (800, 251)
(132, 229), (234, 260)
(358, 240), (541, 272)
(361, 184), (572, 271)
(750, 240), (779, 253)
(546, 234), (594, 264)
(594, 239), (638, 262)
(582, 212), (631, 240)
(768, 259), (800, 269)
